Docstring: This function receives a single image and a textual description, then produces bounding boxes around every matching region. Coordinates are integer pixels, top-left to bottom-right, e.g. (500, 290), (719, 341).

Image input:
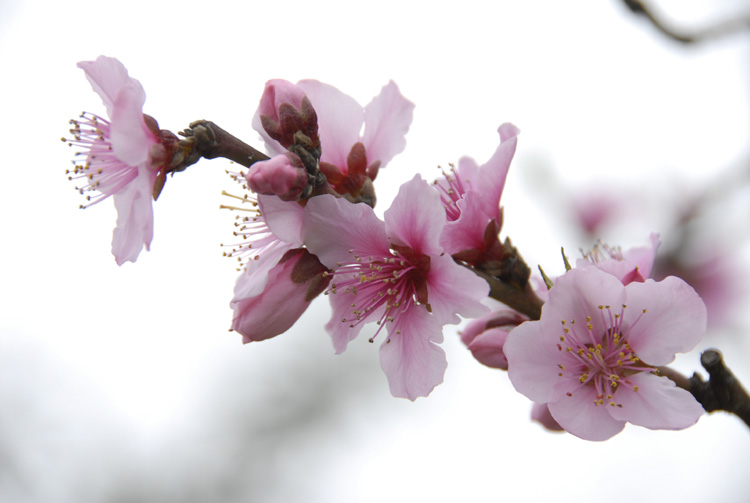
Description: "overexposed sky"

(1, 0), (749, 501)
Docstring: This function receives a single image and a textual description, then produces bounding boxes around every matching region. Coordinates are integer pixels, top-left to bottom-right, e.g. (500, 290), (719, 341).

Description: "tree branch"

(688, 349), (750, 429)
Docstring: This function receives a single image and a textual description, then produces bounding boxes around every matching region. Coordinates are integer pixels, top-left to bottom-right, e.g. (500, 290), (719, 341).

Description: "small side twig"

(689, 349), (750, 429)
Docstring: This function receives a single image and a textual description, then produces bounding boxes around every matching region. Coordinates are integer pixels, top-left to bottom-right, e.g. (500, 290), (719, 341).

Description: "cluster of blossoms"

(65, 56), (712, 440)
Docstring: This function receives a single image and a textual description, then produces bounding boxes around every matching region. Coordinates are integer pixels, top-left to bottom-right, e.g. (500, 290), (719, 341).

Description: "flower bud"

(460, 308), (528, 370)
(246, 153), (309, 201)
(257, 79), (318, 150)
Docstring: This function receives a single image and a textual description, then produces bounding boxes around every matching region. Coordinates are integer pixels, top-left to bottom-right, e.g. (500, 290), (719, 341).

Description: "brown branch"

(688, 349), (750, 429)
(469, 267), (544, 321)
(176, 120), (269, 170)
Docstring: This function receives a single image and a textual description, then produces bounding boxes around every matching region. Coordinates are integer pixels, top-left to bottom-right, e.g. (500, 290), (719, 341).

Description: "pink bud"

(257, 79), (317, 149)
(460, 308), (528, 370)
(246, 153), (308, 201)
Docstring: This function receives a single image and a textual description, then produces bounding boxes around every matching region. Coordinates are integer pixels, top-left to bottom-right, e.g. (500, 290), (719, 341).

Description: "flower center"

(328, 246), (430, 342)
(582, 241), (624, 264)
(63, 112), (138, 207)
(219, 175), (286, 272)
(556, 304), (652, 407)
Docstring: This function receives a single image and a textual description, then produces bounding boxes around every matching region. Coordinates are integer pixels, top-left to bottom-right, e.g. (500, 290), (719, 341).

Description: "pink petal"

(466, 328), (510, 370)
(109, 80), (152, 167)
(297, 80), (363, 171)
(303, 194), (389, 268)
(548, 387), (626, 441)
(531, 403), (564, 432)
(77, 56), (132, 116)
(623, 276), (707, 366)
(505, 320), (568, 404)
(608, 372), (704, 430)
(425, 253), (489, 326)
(378, 307), (447, 401)
(544, 268), (626, 339)
(476, 123), (519, 218)
(111, 166), (156, 265)
(231, 252), (313, 342)
(232, 241), (295, 300)
(440, 191), (489, 255)
(258, 195), (304, 246)
(323, 288), (382, 354)
(361, 81), (415, 168)
(384, 175), (445, 256)
(623, 232), (660, 279)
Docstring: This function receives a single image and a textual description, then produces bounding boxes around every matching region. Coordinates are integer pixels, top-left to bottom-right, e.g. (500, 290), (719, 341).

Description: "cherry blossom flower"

(253, 79), (414, 202)
(504, 266), (706, 441)
(65, 56), (173, 265)
(224, 190), (328, 342)
(576, 233), (660, 285)
(434, 123), (519, 257)
(303, 175), (489, 400)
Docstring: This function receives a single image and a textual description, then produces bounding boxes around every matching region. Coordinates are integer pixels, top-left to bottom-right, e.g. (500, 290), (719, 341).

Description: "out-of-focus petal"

(111, 167), (156, 265)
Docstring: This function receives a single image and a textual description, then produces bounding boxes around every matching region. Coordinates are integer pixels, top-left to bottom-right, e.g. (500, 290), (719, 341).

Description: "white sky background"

(1, 0), (749, 501)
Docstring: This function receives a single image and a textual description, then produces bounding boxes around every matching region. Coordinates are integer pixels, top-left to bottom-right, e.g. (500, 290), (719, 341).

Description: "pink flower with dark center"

(577, 233), (660, 285)
(65, 56), (172, 265)
(505, 266), (706, 441)
(435, 123), (519, 256)
(303, 175), (489, 400)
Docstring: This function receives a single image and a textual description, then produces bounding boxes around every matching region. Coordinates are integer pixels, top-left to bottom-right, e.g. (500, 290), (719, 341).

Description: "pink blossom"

(576, 233), (660, 285)
(231, 248), (330, 342)
(246, 152), (309, 201)
(505, 266), (706, 441)
(226, 192), (327, 342)
(66, 56), (170, 265)
(303, 175), (489, 400)
(460, 308), (528, 370)
(436, 123), (519, 256)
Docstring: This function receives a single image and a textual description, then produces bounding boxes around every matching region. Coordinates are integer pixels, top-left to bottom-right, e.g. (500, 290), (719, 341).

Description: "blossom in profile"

(576, 233), (660, 285)
(65, 56), (173, 265)
(225, 191), (328, 342)
(435, 123), (519, 257)
(505, 266), (706, 441)
(303, 175), (489, 400)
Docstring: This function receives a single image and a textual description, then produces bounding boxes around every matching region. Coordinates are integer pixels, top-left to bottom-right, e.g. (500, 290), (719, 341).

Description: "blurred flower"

(460, 308), (528, 370)
(304, 175), (489, 400)
(505, 267), (706, 441)
(436, 123), (519, 257)
(65, 56), (173, 265)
